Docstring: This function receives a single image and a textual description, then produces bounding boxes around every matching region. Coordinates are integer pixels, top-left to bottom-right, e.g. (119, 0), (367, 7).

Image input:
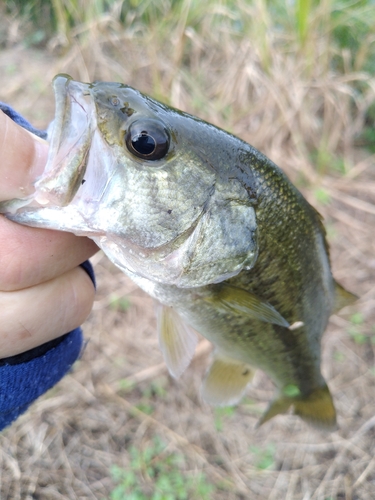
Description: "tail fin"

(257, 384), (337, 431)
(293, 385), (337, 430)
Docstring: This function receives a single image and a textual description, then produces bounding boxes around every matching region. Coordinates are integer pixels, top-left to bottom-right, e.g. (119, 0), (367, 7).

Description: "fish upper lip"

(33, 75), (94, 207)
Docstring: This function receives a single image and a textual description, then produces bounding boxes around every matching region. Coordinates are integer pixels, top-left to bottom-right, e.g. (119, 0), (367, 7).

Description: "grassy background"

(1, 1), (375, 498)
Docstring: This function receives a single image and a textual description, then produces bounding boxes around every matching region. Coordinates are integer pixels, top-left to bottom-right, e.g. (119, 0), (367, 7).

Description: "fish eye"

(125, 119), (170, 161)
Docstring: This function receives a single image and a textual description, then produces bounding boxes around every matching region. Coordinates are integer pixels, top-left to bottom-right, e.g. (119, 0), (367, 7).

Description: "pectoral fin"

(334, 281), (358, 313)
(201, 354), (254, 406)
(257, 384), (337, 431)
(208, 284), (289, 327)
(156, 304), (198, 379)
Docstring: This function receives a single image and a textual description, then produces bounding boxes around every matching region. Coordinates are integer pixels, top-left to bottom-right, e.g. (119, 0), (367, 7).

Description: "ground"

(0, 44), (374, 500)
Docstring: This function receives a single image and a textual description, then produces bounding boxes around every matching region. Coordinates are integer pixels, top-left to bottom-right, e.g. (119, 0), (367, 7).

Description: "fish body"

(0, 75), (356, 429)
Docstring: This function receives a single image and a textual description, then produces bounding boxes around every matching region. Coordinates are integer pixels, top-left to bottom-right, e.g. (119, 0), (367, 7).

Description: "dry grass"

(1, 2), (375, 498)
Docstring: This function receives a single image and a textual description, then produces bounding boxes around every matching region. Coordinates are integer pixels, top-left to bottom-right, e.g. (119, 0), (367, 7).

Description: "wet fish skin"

(0, 75), (357, 429)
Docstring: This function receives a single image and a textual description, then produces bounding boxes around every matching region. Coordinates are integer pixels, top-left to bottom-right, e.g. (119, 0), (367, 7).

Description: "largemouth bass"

(0, 75), (356, 430)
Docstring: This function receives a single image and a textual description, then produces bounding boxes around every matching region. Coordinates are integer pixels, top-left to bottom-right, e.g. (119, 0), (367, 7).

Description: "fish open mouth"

(33, 74), (95, 207)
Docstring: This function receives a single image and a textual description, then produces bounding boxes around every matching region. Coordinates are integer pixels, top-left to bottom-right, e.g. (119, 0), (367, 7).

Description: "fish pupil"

(132, 133), (156, 155)
(125, 118), (170, 161)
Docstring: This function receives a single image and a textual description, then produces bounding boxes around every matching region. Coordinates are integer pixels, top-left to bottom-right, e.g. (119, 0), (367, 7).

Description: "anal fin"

(201, 354), (254, 407)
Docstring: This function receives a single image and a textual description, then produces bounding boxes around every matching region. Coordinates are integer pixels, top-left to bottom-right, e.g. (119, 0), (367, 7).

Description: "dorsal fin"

(334, 281), (358, 313)
(201, 353), (254, 406)
(156, 303), (198, 379)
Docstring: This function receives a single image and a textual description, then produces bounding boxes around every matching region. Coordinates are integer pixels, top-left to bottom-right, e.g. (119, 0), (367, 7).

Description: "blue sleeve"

(0, 105), (96, 431)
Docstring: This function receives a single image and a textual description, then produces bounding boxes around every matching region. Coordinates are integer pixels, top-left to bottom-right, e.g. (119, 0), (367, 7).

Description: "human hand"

(0, 110), (98, 358)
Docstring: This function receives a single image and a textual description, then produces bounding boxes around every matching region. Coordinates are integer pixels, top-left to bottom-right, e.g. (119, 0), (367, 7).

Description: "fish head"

(2, 75), (258, 288)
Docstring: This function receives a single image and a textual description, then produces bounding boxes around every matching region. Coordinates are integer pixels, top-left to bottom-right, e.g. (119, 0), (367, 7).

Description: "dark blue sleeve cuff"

(0, 328), (83, 430)
(0, 102), (48, 139)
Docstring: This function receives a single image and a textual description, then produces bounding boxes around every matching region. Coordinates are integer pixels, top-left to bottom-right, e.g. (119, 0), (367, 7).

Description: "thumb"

(0, 110), (48, 201)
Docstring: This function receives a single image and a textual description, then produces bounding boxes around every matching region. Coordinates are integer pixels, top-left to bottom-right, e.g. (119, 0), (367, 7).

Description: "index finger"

(0, 110), (48, 201)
